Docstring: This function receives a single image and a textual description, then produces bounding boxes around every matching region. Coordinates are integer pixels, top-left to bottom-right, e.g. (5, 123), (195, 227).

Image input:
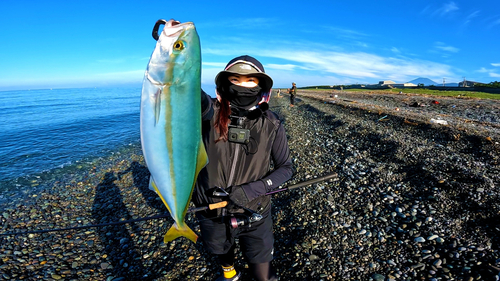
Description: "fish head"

(146, 19), (201, 86)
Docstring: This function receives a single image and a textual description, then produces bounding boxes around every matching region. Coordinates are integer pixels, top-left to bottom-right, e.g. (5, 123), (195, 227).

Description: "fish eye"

(173, 40), (184, 51)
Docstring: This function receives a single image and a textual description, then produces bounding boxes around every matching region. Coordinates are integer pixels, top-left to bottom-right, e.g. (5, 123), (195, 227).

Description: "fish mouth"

(166, 19), (194, 28)
(166, 19), (181, 27)
(163, 19), (194, 37)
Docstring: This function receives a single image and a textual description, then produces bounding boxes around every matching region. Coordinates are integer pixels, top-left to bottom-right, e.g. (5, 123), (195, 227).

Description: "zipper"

(227, 144), (240, 187)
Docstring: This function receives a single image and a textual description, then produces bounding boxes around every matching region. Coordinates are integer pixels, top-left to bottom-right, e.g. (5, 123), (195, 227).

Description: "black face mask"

(224, 84), (262, 108)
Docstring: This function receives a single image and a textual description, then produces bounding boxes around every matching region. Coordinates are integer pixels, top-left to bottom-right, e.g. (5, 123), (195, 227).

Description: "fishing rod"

(220, 172), (339, 229)
(0, 202), (228, 237)
(0, 172), (337, 236)
(265, 172), (338, 195)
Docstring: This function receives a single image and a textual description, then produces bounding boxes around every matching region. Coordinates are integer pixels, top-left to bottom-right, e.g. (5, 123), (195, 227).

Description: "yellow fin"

(148, 176), (158, 193)
(164, 223), (198, 243)
(150, 177), (172, 214)
(197, 139), (209, 172)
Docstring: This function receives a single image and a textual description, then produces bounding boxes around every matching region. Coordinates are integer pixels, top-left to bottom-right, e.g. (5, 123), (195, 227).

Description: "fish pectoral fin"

(148, 176), (158, 194)
(154, 88), (161, 126)
(164, 222), (198, 243)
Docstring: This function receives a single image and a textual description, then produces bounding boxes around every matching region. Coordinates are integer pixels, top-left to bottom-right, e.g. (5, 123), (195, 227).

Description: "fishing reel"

(229, 213), (263, 229)
(212, 187), (263, 228)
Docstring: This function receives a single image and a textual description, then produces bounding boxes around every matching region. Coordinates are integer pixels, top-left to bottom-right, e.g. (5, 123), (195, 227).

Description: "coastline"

(1, 91), (499, 280)
(0, 141), (143, 207)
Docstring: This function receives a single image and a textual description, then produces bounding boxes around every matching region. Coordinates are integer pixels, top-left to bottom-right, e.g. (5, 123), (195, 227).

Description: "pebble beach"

(1, 90), (499, 280)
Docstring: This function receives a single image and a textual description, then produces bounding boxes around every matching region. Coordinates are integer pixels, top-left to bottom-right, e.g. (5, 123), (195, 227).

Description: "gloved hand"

(201, 89), (209, 112)
(228, 185), (249, 208)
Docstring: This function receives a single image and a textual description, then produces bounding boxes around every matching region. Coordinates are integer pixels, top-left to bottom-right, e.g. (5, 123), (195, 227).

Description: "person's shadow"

(91, 172), (147, 280)
(111, 161), (226, 280)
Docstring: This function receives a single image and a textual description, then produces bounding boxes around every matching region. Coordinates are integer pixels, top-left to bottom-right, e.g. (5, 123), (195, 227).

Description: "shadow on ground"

(92, 162), (225, 280)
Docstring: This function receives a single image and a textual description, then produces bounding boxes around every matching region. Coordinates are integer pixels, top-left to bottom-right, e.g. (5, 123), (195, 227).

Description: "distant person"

(288, 82), (296, 107)
(276, 88), (281, 97)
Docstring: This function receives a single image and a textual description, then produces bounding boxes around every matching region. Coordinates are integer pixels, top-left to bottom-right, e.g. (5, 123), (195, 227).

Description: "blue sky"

(1, 0), (499, 91)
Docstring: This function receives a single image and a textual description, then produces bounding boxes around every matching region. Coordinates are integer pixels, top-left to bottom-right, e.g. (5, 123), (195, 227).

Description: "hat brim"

(215, 71), (273, 93)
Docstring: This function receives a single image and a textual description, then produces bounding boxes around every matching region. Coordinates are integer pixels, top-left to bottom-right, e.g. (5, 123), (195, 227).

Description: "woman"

(194, 55), (293, 281)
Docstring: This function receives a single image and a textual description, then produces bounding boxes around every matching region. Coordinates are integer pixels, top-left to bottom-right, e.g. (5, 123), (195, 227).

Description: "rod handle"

(209, 201), (228, 210)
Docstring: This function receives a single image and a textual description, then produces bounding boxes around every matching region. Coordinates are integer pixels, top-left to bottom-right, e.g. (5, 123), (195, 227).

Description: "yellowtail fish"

(140, 19), (207, 243)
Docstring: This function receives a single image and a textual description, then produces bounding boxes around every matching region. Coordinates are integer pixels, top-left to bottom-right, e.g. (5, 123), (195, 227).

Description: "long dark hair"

(214, 98), (231, 143)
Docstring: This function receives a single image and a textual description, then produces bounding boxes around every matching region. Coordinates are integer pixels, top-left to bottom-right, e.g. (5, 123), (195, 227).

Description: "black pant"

(290, 94), (295, 105)
(197, 211), (274, 264)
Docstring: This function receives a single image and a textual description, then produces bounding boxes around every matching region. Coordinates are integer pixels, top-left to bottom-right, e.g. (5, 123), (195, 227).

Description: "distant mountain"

(407, 78), (438, 86)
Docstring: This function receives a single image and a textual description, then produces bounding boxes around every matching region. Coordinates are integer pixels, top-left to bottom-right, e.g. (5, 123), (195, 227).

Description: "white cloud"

(434, 42), (459, 53)
(202, 62), (226, 67)
(437, 46), (459, 53)
(489, 18), (500, 28)
(266, 64), (299, 71)
(96, 56), (146, 64)
(423, 2), (459, 18)
(201, 37), (455, 86)
(0, 69), (145, 90)
(420, 5), (431, 15)
(436, 1), (459, 16)
(96, 59), (126, 64)
(463, 11), (480, 25)
(356, 42), (369, 48)
(95, 70), (144, 78)
(268, 50), (450, 78)
(270, 69), (354, 88)
(198, 18), (277, 30)
(475, 67), (500, 79)
(318, 26), (369, 41)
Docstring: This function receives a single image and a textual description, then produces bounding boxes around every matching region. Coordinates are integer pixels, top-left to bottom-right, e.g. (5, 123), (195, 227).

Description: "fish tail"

(164, 222), (198, 243)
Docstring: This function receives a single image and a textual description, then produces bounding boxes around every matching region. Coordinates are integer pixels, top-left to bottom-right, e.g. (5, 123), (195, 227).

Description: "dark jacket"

(193, 92), (293, 215)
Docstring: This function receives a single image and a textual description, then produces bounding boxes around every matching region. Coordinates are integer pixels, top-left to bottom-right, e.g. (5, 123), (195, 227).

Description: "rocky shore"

(1, 90), (499, 280)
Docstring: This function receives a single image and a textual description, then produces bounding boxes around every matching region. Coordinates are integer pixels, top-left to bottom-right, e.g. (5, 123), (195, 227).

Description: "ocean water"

(0, 87), (142, 197)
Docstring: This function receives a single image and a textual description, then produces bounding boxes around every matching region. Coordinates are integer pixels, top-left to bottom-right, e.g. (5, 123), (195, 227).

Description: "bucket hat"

(215, 55), (273, 93)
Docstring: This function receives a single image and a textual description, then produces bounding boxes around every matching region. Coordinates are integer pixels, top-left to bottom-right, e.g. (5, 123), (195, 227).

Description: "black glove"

(201, 89), (209, 112)
(228, 185), (249, 208)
